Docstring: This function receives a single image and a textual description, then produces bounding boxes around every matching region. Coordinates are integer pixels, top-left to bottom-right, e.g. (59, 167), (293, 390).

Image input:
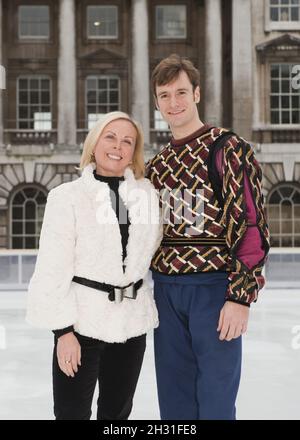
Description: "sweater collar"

(170, 124), (212, 148)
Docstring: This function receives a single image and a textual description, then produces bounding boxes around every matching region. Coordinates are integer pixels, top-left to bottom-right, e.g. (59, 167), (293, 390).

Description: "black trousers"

(52, 332), (146, 420)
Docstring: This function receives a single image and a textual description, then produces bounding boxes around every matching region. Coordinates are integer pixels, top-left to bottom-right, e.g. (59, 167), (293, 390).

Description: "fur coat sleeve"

(26, 186), (78, 330)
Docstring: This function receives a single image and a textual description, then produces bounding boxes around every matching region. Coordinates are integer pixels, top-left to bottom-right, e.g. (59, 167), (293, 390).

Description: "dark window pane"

(12, 237), (23, 249)
(87, 105), (97, 114)
(271, 111), (280, 124)
(41, 79), (49, 90)
(19, 106), (28, 119)
(36, 192), (46, 204)
(19, 91), (28, 104)
(280, 187), (293, 198)
(40, 106), (50, 115)
(291, 6), (299, 20)
(98, 90), (108, 103)
(282, 111), (290, 123)
(109, 90), (118, 103)
(87, 90), (96, 104)
(25, 222), (36, 234)
(12, 222), (23, 234)
(270, 7), (279, 21)
(271, 65), (279, 78)
(281, 96), (290, 108)
(19, 78), (28, 89)
(19, 121), (28, 129)
(24, 188), (37, 198)
(25, 202), (36, 220)
(30, 79), (39, 89)
(292, 110), (300, 123)
(41, 91), (50, 104)
(30, 91), (39, 104)
(282, 80), (290, 93)
(25, 237), (36, 249)
(292, 95), (300, 108)
(98, 79), (107, 89)
(109, 79), (118, 89)
(281, 64), (290, 78)
(271, 96), (279, 109)
(12, 206), (23, 219)
(271, 80), (279, 93)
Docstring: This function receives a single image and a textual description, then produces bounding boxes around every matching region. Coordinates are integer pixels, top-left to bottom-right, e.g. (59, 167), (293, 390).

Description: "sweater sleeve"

(26, 186), (78, 330)
(215, 149), (265, 270)
(219, 138), (270, 306)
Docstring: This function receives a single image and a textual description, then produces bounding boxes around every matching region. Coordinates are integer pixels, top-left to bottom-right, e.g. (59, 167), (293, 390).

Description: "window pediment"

(256, 33), (300, 55)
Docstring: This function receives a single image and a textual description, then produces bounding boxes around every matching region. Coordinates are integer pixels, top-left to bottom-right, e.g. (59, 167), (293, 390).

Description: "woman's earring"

(91, 152), (95, 162)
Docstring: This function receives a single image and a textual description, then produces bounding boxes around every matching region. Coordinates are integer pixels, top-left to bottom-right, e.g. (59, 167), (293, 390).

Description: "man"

(146, 54), (270, 420)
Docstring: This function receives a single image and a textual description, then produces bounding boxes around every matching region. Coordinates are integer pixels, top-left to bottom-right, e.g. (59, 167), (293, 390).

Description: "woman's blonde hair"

(79, 111), (145, 179)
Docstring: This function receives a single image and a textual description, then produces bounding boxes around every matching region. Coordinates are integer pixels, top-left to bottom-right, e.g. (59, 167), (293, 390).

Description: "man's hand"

(217, 301), (249, 341)
(56, 332), (81, 377)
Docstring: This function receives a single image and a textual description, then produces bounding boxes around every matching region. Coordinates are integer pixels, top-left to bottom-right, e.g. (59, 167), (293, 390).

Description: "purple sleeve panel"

(215, 149), (265, 270)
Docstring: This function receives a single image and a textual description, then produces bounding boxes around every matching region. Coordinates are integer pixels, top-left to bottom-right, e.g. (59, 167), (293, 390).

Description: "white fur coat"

(26, 164), (162, 343)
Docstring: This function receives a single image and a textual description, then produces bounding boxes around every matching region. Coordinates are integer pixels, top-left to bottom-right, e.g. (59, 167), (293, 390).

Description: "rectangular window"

(86, 76), (120, 129)
(18, 77), (52, 130)
(156, 5), (187, 39)
(270, 64), (300, 124)
(87, 5), (118, 39)
(18, 5), (50, 39)
(270, 0), (299, 22)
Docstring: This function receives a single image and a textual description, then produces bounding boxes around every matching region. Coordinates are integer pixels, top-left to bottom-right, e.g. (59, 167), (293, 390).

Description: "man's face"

(155, 70), (200, 133)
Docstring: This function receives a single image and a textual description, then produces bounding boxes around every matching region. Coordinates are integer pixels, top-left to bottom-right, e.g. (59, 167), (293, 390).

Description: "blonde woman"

(26, 112), (162, 420)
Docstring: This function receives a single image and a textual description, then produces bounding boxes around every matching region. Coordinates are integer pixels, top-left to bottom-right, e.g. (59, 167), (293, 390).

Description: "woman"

(26, 111), (162, 420)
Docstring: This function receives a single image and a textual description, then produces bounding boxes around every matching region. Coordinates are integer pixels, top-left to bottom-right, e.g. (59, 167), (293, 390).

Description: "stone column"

(57, 0), (76, 145)
(204, 0), (222, 126)
(232, 0), (252, 139)
(132, 0), (150, 145)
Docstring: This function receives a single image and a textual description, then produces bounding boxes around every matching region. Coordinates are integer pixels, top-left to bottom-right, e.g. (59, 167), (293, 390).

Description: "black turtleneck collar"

(93, 170), (124, 186)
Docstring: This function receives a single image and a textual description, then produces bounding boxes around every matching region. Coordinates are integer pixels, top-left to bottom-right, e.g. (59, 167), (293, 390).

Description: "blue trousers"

(152, 271), (242, 420)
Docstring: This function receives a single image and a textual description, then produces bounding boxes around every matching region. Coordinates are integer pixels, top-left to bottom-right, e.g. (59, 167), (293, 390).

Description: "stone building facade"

(0, 0), (299, 249)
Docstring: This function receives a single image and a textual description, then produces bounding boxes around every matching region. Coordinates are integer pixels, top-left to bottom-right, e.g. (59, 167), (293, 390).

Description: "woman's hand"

(56, 332), (81, 377)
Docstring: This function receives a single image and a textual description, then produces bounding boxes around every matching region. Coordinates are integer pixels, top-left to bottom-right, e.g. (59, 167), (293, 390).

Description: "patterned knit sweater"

(146, 125), (270, 306)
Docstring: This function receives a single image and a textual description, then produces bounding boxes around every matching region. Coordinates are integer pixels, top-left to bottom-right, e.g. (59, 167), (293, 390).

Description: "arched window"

(10, 187), (47, 249)
(267, 184), (300, 247)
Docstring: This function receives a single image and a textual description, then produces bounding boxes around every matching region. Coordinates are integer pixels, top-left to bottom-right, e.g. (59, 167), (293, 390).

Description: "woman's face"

(93, 119), (137, 177)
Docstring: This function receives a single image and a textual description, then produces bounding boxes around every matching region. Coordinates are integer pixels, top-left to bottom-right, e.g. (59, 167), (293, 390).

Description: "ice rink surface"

(0, 286), (299, 420)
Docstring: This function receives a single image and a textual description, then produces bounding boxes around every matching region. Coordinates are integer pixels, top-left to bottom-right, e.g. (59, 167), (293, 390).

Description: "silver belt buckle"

(114, 287), (124, 304)
(123, 283), (135, 299)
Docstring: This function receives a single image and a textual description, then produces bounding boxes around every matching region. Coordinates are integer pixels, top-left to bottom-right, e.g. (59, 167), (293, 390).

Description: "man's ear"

(194, 86), (200, 104)
(154, 96), (160, 110)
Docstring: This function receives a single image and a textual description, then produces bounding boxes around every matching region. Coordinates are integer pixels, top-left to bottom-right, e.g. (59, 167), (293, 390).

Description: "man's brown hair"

(151, 54), (200, 98)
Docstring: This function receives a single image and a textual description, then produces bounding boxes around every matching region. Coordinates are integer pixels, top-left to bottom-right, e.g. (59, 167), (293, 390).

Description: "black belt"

(72, 276), (143, 303)
(161, 236), (227, 246)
